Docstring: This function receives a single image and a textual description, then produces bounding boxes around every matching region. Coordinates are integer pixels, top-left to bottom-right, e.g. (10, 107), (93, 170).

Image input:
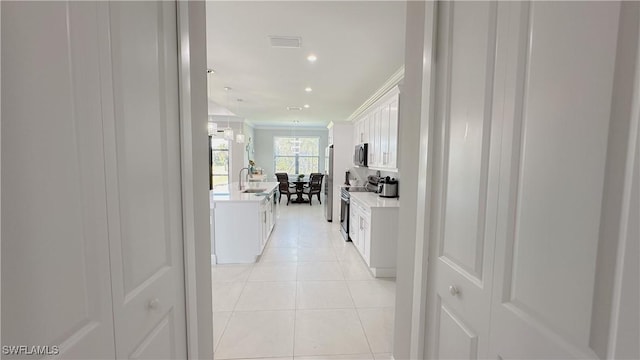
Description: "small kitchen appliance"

(377, 177), (398, 198)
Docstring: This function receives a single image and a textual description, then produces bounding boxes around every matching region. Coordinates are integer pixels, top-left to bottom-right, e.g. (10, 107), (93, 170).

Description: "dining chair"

(303, 173), (324, 205)
(275, 172), (296, 205)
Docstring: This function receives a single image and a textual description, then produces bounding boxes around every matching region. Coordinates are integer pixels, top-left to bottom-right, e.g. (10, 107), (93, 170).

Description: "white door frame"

(176, 1), (214, 359)
(393, 1), (438, 359)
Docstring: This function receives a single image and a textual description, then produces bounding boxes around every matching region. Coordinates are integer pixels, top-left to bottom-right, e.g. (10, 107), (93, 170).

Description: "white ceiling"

(206, 1), (406, 128)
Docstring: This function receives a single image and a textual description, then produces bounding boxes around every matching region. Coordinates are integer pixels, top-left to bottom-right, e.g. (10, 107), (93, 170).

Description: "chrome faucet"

(239, 167), (249, 190)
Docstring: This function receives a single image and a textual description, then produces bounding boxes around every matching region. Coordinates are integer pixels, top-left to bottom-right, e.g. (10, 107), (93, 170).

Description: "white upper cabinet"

(352, 86), (400, 171)
(387, 96), (399, 169)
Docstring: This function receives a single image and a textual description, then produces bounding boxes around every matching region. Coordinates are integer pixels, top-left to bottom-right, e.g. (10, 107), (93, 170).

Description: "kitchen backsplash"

(348, 166), (399, 188)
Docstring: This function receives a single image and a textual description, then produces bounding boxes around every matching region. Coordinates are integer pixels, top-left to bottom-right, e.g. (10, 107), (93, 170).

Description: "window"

(274, 137), (320, 175)
(210, 136), (230, 189)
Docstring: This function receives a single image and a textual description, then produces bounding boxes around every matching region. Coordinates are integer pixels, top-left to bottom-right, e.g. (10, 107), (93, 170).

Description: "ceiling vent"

(287, 106), (303, 111)
(269, 36), (302, 48)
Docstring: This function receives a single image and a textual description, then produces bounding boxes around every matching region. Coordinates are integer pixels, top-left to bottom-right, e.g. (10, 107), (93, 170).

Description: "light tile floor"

(212, 201), (395, 360)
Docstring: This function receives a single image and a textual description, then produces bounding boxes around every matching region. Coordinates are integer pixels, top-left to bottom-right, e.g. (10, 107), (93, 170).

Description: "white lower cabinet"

(350, 196), (398, 277)
(260, 191), (277, 253)
(214, 186), (278, 264)
(349, 202), (359, 243)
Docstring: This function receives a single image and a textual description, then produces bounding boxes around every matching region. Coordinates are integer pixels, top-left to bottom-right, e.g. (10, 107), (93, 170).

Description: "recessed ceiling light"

(307, 54), (317, 63)
(224, 87), (232, 91)
(304, 104), (310, 108)
(305, 87), (312, 92)
(287, 106), (303, 111)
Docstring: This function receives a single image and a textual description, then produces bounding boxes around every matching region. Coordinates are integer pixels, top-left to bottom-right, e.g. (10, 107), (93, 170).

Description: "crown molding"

(346, 65), (404, 122)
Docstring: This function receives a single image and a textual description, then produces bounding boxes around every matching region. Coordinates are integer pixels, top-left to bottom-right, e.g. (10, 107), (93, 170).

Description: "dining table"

(288, 175), (310, 203)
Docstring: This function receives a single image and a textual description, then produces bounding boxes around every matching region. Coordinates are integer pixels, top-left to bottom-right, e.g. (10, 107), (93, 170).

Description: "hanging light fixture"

(235, 98), (245, 144)
(223, 87), (234, 140)
(207, 70), (217, 135)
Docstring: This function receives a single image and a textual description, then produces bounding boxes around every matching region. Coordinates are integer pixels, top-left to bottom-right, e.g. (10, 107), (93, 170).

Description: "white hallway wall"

(253, 127), (328, 180)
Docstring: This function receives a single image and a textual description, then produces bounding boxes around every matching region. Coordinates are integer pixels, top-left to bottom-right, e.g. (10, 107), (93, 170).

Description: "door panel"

(490, 1), (620, 357)
(110, 0), (174, 296)
(439, 0), (497, 282)
(1, 2), (116, 357)
(436, 301), (478, 359)
(129, 313), (177, 360)
(427, 1), (500, 358)
(100, 1), (187, 358)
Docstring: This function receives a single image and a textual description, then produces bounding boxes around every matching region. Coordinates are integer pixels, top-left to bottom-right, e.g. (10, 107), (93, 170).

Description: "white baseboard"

(211, 254), (216, 265)
(371, 267), (396, 278)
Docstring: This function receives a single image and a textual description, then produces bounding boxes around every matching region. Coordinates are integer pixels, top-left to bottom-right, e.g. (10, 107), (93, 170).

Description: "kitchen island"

(210, 182), (279, 264)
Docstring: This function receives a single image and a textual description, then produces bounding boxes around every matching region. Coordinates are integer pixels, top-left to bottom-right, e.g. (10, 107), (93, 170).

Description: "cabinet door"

(388, 95), (399, 169)
(363, 114), (370, 144)
(356, 215), (365, 255)
(349, 204), (359, 242)
(380, 102), (391, 167)
(372, 108), (381, 167)
(362, 217), (370, 264)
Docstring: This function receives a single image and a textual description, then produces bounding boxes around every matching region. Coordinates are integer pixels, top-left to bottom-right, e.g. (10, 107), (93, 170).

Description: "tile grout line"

(292, 205), (300, 359)
(212, 264), (255, 355)
(345, 274), (376, 359)
(336, 232), (376, 359)
(212, 278), (245, 355)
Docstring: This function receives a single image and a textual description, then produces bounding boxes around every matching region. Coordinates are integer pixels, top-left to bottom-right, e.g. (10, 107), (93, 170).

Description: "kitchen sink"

(242, 188), (267, 193)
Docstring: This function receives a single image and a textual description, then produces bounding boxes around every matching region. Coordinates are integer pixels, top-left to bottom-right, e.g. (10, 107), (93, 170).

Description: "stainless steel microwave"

(354, 143), (368, 167)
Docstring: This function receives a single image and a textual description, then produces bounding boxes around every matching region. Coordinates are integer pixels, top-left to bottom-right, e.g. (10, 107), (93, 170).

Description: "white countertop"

(350, 191), (400, 209)
(210, 182), (279, 204)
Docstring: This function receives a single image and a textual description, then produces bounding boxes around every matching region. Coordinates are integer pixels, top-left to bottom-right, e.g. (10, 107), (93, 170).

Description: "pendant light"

(235, 98), (245, 143)
(207, 69), (217, 135)
(223, 87), (234, 140)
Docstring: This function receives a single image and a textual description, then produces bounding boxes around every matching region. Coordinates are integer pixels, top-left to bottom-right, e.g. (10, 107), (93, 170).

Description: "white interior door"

(99, 2), (187, 358)
(489, 2), (621, 358)
(426, 2), (501, 358)
(2, 2), (116, 357)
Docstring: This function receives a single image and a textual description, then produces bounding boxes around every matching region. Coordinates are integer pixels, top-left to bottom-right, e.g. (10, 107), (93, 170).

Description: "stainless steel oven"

(339, 188), (350, 240)
(340, 186), (370, 241)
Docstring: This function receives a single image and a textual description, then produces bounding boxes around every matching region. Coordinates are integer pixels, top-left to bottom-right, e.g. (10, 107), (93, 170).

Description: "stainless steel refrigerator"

(324, 145), (333, 221)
